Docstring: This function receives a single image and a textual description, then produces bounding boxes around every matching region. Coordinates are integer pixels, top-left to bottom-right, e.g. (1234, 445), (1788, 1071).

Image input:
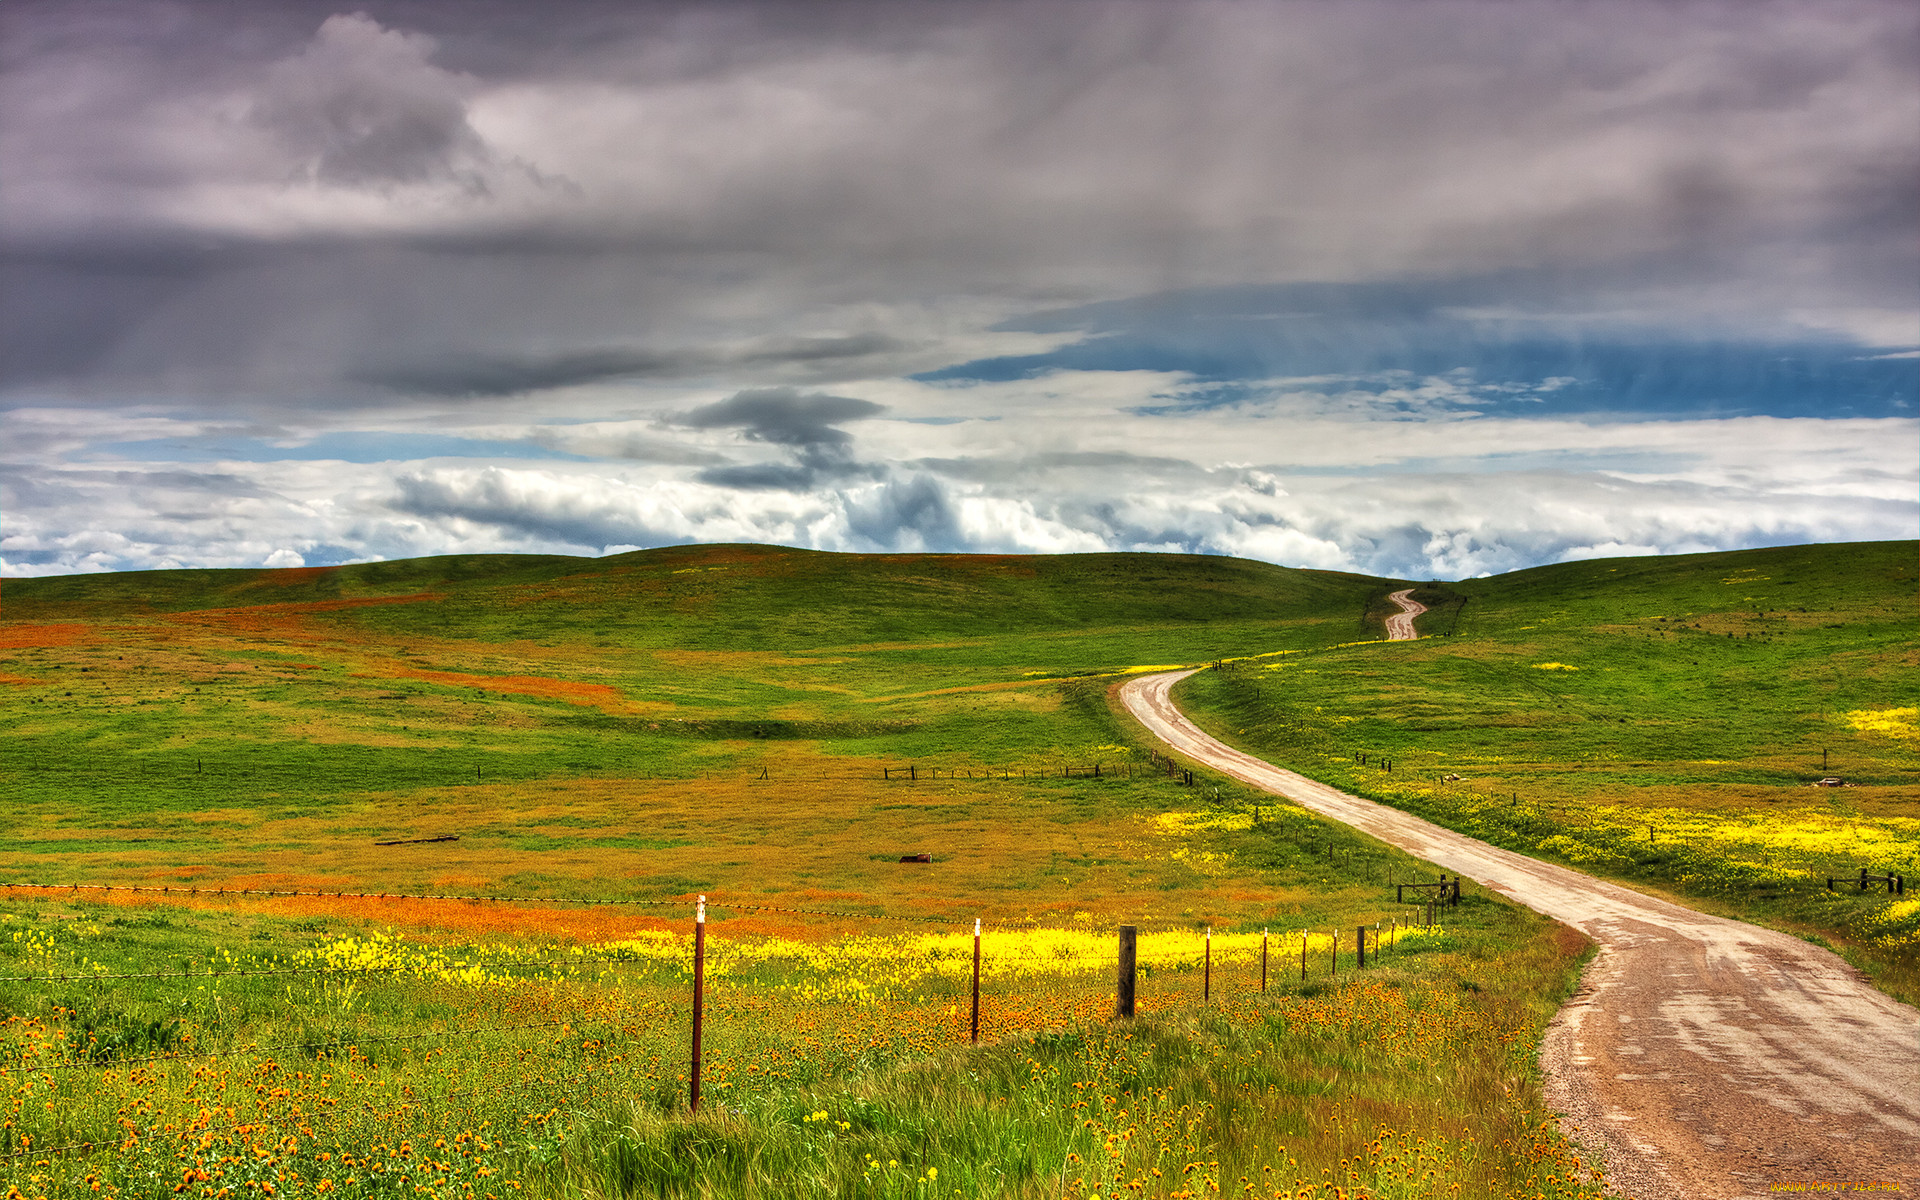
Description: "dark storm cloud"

(3, 0), (1913, 404)
(680, 386), (887, 490)
(356, 348), (706, 397)
(680, 388), (885, 447)
(355, 334), (905, 397)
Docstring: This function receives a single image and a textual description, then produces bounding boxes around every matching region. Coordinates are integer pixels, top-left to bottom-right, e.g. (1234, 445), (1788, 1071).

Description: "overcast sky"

(3, 0), (1915, 580)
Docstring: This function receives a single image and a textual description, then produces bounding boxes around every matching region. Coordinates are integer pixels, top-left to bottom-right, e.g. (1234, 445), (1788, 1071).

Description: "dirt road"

(1383, 588), (1426, 640)
(1120, 669), (1920, 1199)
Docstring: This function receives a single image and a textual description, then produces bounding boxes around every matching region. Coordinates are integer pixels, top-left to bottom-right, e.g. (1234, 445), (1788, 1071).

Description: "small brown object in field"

(899, 853), (932, 863)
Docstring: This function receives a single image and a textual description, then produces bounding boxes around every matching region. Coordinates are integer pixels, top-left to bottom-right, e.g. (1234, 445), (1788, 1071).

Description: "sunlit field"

(2, 541), (1909, 1196)
(1175, 540), (1920, 1001)
(2, 887), (1599, 1200)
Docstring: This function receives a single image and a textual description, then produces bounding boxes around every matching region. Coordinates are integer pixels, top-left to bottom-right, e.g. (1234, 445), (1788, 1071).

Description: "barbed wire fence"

(0, 879), (1446, 1167)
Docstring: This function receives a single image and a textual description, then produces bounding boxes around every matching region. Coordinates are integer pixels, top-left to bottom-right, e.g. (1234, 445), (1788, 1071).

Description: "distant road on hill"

(1121, 669), (1919, 1200)
(1382, 588), (1426, 640)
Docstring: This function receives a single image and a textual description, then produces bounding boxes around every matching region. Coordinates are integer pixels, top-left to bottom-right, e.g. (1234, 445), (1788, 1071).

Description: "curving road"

(1119, 669), (1919, 1199)
(1383, 588), (1427, 640)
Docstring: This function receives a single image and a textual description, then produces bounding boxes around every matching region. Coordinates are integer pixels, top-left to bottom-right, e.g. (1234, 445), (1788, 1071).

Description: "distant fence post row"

(880, 764), (1127, 780)
(1827, 868), (1905, 895)
(676, 900), (1428, 1112)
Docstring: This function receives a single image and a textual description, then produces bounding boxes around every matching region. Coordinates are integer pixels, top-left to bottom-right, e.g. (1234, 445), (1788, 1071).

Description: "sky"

(2, 0), (1915, 581)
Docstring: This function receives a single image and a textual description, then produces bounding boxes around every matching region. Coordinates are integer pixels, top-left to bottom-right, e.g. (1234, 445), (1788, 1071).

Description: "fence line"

(1, 883), (1443, 1165)
(0, 882), (1042, 930)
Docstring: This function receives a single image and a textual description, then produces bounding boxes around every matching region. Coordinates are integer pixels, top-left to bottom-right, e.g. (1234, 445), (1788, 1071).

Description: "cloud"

(248, 13), (491, 190)
(358, 348), (708, 398)
(355, 334), (907, 398)
(680, 387), (884, 446)
(844, 475), (964, 551)
(674, 386), (888, 490)
(1, 2), (1914, 581)
(4, 0), (1914, 405)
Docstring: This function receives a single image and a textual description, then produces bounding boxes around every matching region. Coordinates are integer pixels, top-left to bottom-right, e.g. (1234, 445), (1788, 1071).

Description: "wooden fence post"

(1261, 929), (1268, 993)
(1203, 926), (1212, 1002)
(1300, 930), (1307, 982)
(690, 894), (706, 1114)
(1356, 926), (1366, 969)
(1329, 929), (1337, 976)
(971, 918), (981, 1045)
(1116, 926), (1137, 1019)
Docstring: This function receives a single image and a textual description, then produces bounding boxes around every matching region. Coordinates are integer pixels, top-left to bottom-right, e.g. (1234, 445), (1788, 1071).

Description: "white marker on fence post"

(971, 917), (981, 1045)
(690, 894), (706, 1114)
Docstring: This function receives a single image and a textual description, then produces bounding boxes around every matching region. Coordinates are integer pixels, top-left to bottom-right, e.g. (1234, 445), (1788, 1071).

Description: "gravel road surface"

(1383, 588), (1427, 640)
(1120, 668), (1919, 1199)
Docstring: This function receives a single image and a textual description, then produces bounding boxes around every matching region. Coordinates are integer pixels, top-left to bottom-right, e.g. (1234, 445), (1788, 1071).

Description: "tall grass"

(2, 889), (1599, 1199)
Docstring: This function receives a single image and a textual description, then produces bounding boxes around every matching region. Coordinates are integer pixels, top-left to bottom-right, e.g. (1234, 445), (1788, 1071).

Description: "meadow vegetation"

(1, 539), (1908, 1197)
(1175, 540), (1920, 1002)
(2, 886), (1598, 1199)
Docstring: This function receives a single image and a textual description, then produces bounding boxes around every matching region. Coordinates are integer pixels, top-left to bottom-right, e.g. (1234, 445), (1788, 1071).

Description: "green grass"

(1, 882), (1599, 1199)
(1, 538), (1910, 1196)
(1173, 539), (1920, 1001)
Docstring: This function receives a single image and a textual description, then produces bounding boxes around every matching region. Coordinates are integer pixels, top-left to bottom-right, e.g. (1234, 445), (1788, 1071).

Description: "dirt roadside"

(1120, 669), (1920, 1200)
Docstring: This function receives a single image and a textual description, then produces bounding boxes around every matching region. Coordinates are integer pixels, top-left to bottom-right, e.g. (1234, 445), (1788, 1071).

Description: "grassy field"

(1174, 540), (1920, 1002)
(2, 539), (1908, 1197)
(0, 546), (1389, 911)
(3, 885), (1598, 1199)
(0, 546), (1612, 1198)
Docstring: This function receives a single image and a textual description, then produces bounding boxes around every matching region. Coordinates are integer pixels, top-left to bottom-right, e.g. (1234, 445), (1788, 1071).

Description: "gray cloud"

(680, 387), (885, 447)
(844, 475), (964, 551)
(249, 13), (490, 190)
(1, 1), (1914, 579)
(4, 0), (1913, 404)
(682, 386), (887, 490)
(357, 348), (705, 397)
(355, 334), (906, 398)
(391, 466), (681, 550)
